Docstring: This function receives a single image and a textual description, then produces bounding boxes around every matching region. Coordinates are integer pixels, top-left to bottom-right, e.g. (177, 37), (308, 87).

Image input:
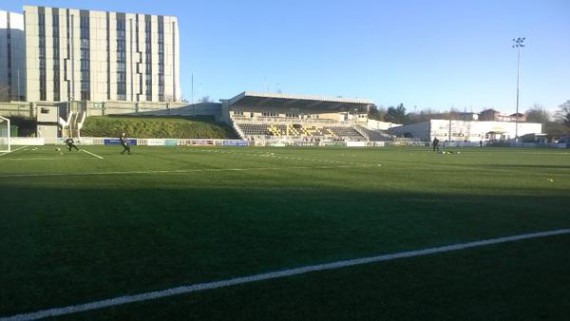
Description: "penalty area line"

(1, 228), (569, 321)
(81, 149), (104, 159)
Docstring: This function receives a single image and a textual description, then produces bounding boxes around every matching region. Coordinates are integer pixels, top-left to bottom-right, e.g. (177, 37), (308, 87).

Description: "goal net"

(0, 116), (10, 153)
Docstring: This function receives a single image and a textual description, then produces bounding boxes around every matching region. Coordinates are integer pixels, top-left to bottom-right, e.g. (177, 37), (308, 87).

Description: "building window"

(116, 17), (127, 101)
(144, 15), (152, 100)
(38, 11), (47, 101)
(80, 60), (89, 70)
(157, 16), (165, 100)
(80, 48), (90, 59)
(79, 11), (91, 101)
(263, 111), (278, 117)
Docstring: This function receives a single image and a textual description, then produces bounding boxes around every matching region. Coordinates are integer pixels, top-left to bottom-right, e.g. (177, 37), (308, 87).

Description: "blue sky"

(3, 0), (569, 115)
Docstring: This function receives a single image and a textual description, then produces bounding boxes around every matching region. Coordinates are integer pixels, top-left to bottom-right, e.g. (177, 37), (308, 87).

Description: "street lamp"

(512, 37), (525, 143)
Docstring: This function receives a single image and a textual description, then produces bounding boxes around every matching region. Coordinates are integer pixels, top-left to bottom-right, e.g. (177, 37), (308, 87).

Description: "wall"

(389, 119), (543, 142)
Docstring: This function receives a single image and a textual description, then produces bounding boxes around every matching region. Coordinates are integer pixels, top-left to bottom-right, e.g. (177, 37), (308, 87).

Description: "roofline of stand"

(225, 91), (374, 107)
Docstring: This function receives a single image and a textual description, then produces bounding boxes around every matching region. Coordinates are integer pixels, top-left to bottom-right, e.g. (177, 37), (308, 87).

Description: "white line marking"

(1, 228), (568, 321)
(0, 164), (373, 179)
(81, 149), (104, 159)
(193, 148), (361, 165)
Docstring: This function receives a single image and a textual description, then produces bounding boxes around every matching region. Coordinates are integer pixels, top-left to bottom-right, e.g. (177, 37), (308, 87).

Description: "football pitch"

(1, 145), (569, 320)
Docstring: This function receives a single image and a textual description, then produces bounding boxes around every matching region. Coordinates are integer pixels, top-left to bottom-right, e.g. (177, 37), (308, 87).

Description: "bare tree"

(525, 104), (550, 124)
(408, 108), (442, 123)
(368, 105), (386, 121)
(199, 96), (211, 103)
(555, 100), (570, 127)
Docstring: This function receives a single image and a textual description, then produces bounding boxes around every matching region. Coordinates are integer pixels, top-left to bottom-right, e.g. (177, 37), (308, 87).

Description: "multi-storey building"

(1, 5), (180, 103)
(0, 10), (25, 101)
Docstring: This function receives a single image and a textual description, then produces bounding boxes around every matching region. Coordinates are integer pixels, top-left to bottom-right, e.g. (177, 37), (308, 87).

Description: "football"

(55, 148), (61, 151)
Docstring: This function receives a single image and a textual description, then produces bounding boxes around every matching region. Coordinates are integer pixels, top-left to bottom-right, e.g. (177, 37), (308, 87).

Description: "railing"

(232, 121), (246, 140)
(353, 124), (370, 141)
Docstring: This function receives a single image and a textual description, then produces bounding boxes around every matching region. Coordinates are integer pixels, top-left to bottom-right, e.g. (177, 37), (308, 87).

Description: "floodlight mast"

(512, 37), (525, 143)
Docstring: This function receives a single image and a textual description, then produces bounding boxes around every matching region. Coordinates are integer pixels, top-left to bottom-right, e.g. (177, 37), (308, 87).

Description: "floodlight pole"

(512, 37), (525, 143)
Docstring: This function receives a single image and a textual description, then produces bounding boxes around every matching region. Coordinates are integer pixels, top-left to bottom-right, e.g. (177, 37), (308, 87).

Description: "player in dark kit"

(65, 137), (80, 151)
(120, 133), (131, 155)
(432, 137), (440, 152)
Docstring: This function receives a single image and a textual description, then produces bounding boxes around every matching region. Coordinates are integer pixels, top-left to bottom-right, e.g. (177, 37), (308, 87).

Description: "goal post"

(0, 116), (11, 153)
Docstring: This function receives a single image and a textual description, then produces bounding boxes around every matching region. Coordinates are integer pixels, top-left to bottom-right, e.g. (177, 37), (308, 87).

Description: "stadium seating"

(324, 126), (365, 141)
(234, 120), (367, 142)
(239, 123), (269, 136)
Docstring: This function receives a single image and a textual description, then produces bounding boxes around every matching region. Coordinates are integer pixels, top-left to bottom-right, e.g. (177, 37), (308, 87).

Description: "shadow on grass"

(1, 186), (569, 316)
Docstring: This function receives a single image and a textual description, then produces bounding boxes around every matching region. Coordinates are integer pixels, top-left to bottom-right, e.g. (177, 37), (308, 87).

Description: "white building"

(0, 10), (25, 101)
(1, 6), (180, 103)
(389, 119), (542, 143)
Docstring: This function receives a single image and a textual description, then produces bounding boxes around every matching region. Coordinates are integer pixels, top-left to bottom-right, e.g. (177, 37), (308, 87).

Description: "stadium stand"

(324, 126), (364, 141)
(226, 92), (373, 144)
(354, 125), (395, 141)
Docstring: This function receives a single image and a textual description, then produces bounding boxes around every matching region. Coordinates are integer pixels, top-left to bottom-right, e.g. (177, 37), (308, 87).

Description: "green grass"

(1, 146), (569, 320)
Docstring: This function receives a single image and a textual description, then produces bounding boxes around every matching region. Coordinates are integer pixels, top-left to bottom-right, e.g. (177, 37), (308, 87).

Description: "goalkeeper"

(65, 137), (80, 151)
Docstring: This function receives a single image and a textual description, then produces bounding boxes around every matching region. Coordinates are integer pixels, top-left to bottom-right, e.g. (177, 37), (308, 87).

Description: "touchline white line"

(1, 228), (568, 321)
